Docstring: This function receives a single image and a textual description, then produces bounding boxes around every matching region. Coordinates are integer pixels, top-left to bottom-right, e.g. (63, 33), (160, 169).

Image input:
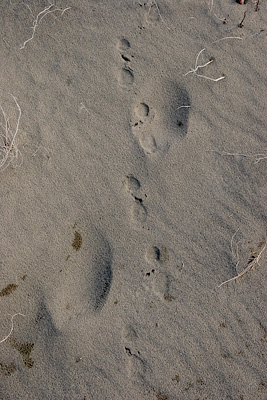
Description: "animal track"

(131, 102), (154, 135)
(122, 324), (152, 395)
(135, 102), (150, 119)
(139, 132), (158, 154)
(130, 83), (190, 155)
(131, 198), (147, 225)
(118, 67), (134, 87)
(131, 102), (158, 154)
(124, 175), (148, 226)
(116, 38), (134, 87)
(47, 225), (112, 329)
(145, 245), (181, 302)
(145, 245), (169, 265)
(117, 38), (131, 52)
(123, 325), (138, 342)
(152, 272), (173, 302)
(137, 1), (163, 28)
(124, 175), (141, 197)
(144, 1), (161, 26)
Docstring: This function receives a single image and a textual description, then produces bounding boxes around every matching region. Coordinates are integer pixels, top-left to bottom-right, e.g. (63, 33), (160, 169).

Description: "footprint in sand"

(116, 38), (134, 88)
(118, 67), (134, 87)
(123, 175), (147, 226)
(152, 271), (173, 302)
(145, 245), (169, 265)
(122, 325), (152, 395)
(136, 1), (163, 28)
(145, 245), (181, 302)
(131, 102), (158, 154)
(131, 84), (191, 154)
(124, 175), (141, 197)
(47, 225), (112, 329)
(144, 1), (161, 27)
(131, 198), (147, 225)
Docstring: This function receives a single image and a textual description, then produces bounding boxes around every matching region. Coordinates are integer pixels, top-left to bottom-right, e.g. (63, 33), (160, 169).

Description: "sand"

(0, 1), (266, 399)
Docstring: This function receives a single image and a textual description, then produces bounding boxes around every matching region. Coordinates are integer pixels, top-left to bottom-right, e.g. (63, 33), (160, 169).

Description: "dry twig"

(209, 0), (227, 24)
(0, 95), (23, 171)
(254, 0), (261, 11)
(218, 240), (266, 287)
(183, 48), (225, 82)
(184, 37), (242, 82)
(20, 2), (71, 49)
(176, 105), (191, 111)
(0, 313), (25, 344)
(213, 150), (267, 164)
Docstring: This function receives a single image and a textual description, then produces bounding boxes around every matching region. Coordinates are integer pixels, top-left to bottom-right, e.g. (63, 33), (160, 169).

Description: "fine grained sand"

(0, 1), (266, 399)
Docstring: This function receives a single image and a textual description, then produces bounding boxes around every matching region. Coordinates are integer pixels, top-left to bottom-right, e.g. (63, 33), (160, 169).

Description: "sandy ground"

(0, 1), (266, 399)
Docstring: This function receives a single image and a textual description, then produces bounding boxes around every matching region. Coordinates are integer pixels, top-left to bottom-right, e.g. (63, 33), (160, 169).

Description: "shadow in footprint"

(91, 236), (113, 312)
(47, 225), (112, 330)
(118, 67), (134, 87)
(163, 82), (191, 139)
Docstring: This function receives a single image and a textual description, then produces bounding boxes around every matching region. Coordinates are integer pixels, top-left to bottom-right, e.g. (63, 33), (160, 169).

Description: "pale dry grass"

(0, 95), (22, 171)
(0, 313), (25, 344)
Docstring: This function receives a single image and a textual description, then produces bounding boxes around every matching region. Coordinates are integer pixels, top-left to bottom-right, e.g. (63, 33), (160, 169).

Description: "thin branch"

(0, 95), (22, 171)
(218, 241), (266, 287)
(231, 228), (240, 260)
(184, 37), (243, 82)
(209, 0), (214, 14)
(194, 72), (225, 82)
(213, 150), (267, 164)
(0, 313), (25, 344)
(176, 105), (191, 111)
(20, 3), (71, 50)
(209, 36), (243, 45)
(183, 48), (225, 82)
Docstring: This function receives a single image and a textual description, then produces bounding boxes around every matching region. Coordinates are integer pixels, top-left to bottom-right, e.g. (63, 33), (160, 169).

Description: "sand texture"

(0, 1), (266, 399)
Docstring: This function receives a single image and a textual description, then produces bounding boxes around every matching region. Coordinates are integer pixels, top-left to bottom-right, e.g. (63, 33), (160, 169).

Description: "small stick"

(184, 37), (242, 83)
(238, 11), (247, 28)
(218, 241), (266, 287)
(213, 150), (267, 164)
(20, 3), (71, 50)
(231, 228), (240, 260)
(209, 0), (214, 13)
(183, 48), (225, 82)
(176, 105), (191, 111)
(209, 0), (227, 23)
(0, 313), (25, 344)
(254, 0), (260, 11)
(209, 36), (243, 45)
(213, 13), (227, 24)
(0, 95), (22, 171)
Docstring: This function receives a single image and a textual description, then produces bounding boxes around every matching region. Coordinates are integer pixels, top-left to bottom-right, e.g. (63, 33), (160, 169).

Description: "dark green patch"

(0, 284), (18, 297)
(10, 339), (34, 368)
(72, 231), (82, 251)
(0, 362), (16, 375)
